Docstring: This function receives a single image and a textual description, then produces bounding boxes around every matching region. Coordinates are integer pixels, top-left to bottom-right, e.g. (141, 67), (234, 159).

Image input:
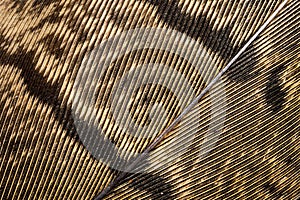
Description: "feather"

(0, 0), (299, 200)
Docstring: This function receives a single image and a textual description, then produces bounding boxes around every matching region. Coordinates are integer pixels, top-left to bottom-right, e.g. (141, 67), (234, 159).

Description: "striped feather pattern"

(0, 0), (299, 199)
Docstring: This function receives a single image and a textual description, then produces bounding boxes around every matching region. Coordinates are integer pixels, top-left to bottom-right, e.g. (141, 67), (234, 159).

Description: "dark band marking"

(265, 64), (287, 113)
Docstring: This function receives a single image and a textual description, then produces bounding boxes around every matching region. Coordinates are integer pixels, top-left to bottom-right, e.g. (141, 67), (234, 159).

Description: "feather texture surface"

(0, 0), (299, 199)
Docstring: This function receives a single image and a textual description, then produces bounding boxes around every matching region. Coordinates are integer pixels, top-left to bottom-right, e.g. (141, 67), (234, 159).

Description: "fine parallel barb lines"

(0, 0), (299, 199)
(94, 0), (289, 199)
